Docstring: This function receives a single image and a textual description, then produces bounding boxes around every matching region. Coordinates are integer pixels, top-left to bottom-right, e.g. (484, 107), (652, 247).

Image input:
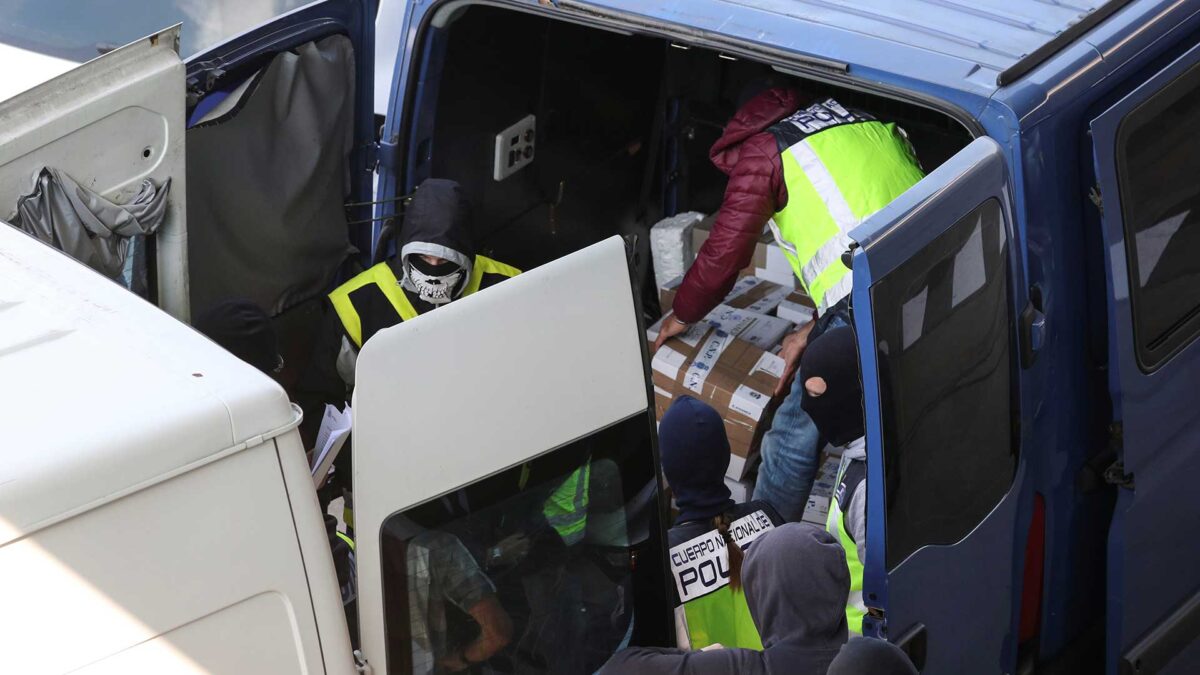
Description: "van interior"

(180, 4), (974, 392)
(175, 3), (976, 667)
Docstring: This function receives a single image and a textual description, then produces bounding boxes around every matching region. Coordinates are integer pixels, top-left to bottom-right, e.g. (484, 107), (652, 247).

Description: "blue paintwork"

(850, 138), (1029, 673)
(185, 0), (378, 257)
(1089, 41), (1200, 674)
(365, 0), (1200, 671)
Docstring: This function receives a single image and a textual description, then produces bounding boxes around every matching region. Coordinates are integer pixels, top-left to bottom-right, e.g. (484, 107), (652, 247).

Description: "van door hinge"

(1088, 186), (1103, 215)
(377, 137), (401, 171)
(353, 649), (372, 674)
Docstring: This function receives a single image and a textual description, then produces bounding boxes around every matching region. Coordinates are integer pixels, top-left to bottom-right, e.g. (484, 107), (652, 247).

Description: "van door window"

(1111, 62), (1200, 370)
(868, 198), (1016, 569)
(378, 413), (666, 675)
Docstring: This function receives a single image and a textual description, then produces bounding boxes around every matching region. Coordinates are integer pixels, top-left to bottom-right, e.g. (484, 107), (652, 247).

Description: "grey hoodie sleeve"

(847, 481), (867, 565)
(849, 478), (868, 562)
(597, 647), (765, 675)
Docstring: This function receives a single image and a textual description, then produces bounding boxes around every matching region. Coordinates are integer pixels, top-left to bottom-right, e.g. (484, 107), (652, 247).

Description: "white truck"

(0, 220), (662, 673)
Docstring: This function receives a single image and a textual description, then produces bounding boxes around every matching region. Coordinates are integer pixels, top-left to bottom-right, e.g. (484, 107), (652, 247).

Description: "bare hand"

(653, 313), (691, 352)
(493, 533), (531, 566)
(774, 322), (816, 396)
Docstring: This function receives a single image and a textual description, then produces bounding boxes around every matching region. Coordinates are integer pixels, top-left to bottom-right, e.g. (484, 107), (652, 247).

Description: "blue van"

(2, 1), (1196, 673)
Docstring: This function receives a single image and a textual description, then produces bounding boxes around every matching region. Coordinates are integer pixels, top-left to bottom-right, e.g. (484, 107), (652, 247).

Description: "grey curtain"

(9, 167), (169, 281)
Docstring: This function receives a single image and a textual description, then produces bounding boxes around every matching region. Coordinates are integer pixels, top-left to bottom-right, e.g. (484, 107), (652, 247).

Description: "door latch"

(1019, 284), (1046, 369)
(353, 649), (372, 674)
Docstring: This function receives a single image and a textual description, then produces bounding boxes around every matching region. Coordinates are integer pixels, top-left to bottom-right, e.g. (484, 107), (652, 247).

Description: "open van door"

(0, 27), (187, 318)
(352, 236), (672, 674)
(850, 138), (1025, 673)
(1089, 43), (1200, 675)
(0, 0), (376, 322)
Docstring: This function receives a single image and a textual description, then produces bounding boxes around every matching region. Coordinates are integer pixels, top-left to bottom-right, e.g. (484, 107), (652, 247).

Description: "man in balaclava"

(799, 325), (869, 634)
(293, 178), (521, 532)
(326, 178), (521, 386)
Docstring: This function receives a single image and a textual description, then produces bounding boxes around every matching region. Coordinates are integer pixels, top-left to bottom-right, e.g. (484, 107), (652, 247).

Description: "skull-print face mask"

(406, 255), (465, 305)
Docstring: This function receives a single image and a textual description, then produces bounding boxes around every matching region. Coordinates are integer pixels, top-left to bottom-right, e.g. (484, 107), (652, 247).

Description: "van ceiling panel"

(720, 0), (1115, 82)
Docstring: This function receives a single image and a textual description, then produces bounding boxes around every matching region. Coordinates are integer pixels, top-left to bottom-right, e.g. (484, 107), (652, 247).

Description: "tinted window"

(379, 414), (669, 675)
(869, 199), (1016, 569)
(1115, 62), (1200, 370)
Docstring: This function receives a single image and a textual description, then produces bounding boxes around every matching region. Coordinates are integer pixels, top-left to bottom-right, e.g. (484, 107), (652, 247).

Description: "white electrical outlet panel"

(493, 114), (536, 181)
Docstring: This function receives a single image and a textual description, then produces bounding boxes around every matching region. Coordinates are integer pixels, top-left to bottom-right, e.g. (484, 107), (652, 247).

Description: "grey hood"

(396, 178), (476, 292)
(744, 522), (850, 655)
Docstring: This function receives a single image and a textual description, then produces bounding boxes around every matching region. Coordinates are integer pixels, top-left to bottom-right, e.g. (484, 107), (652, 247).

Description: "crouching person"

(798, 325), (868, 635)
(598, 522), (849, 674)
(659, 396), (785, 651)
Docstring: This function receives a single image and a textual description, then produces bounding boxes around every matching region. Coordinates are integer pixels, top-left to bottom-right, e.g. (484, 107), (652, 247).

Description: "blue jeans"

(753, 310), (849, 521)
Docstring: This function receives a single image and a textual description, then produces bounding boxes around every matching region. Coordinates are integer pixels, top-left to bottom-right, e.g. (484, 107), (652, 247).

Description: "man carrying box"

(654, 81), (923, 521)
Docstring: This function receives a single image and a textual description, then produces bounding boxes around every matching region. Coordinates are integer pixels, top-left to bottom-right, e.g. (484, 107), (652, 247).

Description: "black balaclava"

(799, 325), (864, 447)
(659, 395), (735, 524)
(193, 298), (281, 376)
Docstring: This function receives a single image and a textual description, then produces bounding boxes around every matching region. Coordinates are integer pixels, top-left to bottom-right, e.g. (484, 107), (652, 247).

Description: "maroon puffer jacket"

(671, 88), (803, 323)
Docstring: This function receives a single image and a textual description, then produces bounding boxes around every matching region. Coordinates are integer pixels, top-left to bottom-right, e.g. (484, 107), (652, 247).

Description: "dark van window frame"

(1113, 60), (1200, 372)
(868, 197), (1019, 570)
(377, 412), (670, 675)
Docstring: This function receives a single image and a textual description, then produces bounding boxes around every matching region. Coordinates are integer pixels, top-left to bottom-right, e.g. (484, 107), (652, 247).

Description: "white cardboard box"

(725, 476), (755, 504)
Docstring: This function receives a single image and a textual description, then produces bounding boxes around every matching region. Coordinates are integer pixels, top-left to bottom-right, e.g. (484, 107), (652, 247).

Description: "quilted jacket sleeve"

(671, 133), (785, 323)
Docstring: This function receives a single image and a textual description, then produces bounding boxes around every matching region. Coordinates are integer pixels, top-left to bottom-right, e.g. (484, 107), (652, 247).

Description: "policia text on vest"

(766, 98), (924, 314)
(669, 508), (778, 650)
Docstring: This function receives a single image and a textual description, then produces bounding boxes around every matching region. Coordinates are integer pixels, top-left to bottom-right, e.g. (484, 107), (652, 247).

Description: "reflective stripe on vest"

(328, 262), (418, 349)
(826, 456), (867, 634)
(770, 114), (924, 314)
(544, 462), (590, 546)
(328, 254), (520, 348)
(335, 530), (356, 552)
(681, 585), (764, 651)
(669, 509), (778, 650)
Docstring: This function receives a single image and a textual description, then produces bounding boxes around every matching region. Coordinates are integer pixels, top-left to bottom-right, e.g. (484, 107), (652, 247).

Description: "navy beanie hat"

(659, 395), (735, 524)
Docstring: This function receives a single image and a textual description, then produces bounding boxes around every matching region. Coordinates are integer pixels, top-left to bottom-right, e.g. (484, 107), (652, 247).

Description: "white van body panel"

(353, 236), (651, 671)
(0, 225), (354, 673)
(0, 26), (188, 320)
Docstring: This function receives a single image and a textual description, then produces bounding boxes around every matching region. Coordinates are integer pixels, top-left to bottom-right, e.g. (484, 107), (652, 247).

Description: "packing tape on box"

(652, 346), (688, 381)
(745, 285), (791, 314)
(682, 329), (735, 395)
(752, 351), (787, 379)
(730, 384), (770, 421)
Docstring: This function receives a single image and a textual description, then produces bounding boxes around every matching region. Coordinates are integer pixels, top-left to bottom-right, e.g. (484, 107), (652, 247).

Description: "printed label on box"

(730, 384), (769, 421)
(652, 346), (688, 382)
(678, 323), (709, 348)
(745, 285), (790, 314)
(752, 352), (786, 379)
(682, 330), (734, 394)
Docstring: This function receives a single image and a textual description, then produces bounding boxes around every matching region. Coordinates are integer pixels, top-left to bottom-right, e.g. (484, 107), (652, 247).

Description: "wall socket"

(493, 114), (535, 181)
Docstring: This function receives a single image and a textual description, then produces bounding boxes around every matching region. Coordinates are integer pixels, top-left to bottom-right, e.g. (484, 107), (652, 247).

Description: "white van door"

(353, 236), (673, 674)
(0, 26), (188, 319)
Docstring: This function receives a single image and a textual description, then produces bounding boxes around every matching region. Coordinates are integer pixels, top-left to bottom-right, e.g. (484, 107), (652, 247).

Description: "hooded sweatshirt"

(598, 523), (849, 675)
(672, 88), (804, 323)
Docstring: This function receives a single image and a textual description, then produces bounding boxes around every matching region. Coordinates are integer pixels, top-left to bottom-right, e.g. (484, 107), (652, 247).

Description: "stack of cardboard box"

(654, 214), (827, 502)
(650, 324), (785, 481)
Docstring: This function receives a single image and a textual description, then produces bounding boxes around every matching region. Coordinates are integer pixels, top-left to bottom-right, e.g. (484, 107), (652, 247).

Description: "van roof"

(607, 0), (1128, 94)
(0, 226), (298, 545)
